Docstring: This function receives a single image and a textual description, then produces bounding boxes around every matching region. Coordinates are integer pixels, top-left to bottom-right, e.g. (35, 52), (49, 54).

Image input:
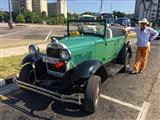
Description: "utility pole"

(111, 3), (112, 13)
(8, 0), (13, 29)
(8, 0), (13, 22)
(100, 0), (103, 13)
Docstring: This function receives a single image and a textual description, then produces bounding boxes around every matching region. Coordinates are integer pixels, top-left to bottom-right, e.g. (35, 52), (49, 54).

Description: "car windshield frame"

(67, 19), (107, 38)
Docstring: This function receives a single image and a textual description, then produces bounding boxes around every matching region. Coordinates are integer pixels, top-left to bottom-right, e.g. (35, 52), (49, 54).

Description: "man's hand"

(122, 26), (128, 35)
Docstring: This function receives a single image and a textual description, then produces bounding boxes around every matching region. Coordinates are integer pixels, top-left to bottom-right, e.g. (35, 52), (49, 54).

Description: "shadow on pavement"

(2, 91), (53, 120)
(2, 90), (91, 119)
(51, 101), (90, 117)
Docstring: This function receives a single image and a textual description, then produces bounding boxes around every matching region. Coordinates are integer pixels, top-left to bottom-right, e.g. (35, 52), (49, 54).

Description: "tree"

(16, 13), (25, 23)
(0, 11), (4, 22)
(23, 10), (42, 23)
(113, 11), (126, 18)
(67, 12), (73, 19)
(23, 10), (34, 23)
(33, 13), (42, 23)
(41, 11), (47, 21)
(0, 11), (9, 22)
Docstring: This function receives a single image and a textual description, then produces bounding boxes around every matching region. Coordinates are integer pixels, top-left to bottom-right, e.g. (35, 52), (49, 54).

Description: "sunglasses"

(140, 23), (147, 25)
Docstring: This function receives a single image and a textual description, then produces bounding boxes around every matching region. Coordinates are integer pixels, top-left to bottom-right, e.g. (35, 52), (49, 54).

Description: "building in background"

(12, 0), (47, 14)
(25, 0), (32, 11)
(57, 0), (67, 18)
(135, 0), (160, 21)
(11, 0), (67, 18)
(32, 0), (48, 14)
(48, 0), (67, 18)
(11, 0), (26, 12)
(47, 2), (57, 15)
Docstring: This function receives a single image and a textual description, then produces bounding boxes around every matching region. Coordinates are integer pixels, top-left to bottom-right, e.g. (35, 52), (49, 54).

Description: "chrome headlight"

(28, 44), (39, 56)
(60, 49), (71, 61)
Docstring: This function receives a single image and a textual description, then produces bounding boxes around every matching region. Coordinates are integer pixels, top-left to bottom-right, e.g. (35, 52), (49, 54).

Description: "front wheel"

(19, 64), (35, 84)
(84, 75), (101, 113)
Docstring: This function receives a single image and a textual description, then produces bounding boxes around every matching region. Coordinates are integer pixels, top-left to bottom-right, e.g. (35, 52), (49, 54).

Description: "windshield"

(67, 20), (106, 37)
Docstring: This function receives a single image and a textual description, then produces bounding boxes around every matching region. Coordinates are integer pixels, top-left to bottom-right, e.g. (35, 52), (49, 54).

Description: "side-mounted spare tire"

(84, 75), (101, 113)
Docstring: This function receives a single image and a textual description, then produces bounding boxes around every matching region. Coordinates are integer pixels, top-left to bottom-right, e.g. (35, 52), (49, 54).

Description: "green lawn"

(0, 54), (26, 78)
(0, 51), (46, 78)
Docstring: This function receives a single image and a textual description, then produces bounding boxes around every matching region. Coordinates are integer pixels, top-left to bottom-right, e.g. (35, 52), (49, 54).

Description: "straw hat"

(139, 18), (148, 24)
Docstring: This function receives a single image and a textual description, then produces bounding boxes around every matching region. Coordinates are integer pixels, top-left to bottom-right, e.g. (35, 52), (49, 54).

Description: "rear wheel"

(84, 75), (101, 113)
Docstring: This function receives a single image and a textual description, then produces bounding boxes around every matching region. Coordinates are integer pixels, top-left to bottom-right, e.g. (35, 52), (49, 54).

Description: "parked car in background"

(116, 17), (131, 26)
(156, 28), (160, 39)
(78, 14), (96, 21)
(15, 19), (132, 113)
(96, 13), (115, 25)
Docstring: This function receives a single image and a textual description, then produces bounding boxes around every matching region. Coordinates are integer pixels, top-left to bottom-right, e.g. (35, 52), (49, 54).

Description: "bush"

(41, 11), (47, 21)
(46, 17), (57, 25)
(16, 13), (25, 23)
(46, 13), (66, 25)
(23, 10), (43, 23)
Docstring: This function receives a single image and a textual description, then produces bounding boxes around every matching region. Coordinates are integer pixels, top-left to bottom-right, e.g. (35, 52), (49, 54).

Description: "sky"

(0, 0), (135, 14)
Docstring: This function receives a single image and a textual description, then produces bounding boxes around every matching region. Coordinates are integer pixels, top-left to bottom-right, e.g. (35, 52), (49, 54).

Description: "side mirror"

(51, 37), (58, 43)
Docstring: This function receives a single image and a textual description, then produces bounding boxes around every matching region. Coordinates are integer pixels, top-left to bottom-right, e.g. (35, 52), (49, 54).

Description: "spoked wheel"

(124, 52), (131, 72)
(84, 75), (101, 113)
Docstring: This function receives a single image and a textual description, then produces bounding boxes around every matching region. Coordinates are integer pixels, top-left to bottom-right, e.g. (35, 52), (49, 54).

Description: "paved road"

(1, 40), (160, 120)
(0, 23), (66, 49)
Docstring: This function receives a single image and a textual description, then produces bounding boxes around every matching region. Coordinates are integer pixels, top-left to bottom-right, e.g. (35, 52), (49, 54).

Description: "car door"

(103, 26), (124, 62)
(103, 37), (119, 62)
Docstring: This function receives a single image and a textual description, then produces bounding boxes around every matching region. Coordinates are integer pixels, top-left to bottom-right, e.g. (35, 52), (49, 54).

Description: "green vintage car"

(15, 19), (132, 113)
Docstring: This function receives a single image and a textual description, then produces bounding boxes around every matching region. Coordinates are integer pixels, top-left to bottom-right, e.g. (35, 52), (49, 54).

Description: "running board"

(14, 78), (82, 105)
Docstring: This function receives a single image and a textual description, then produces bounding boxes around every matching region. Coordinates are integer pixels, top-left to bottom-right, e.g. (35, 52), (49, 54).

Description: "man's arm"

(126, 27), (136, 32)
(149, 28), (159, 41)
(123, 27), (136, 33)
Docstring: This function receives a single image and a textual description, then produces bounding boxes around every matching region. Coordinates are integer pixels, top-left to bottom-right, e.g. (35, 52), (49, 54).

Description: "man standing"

(125, 18), (159, 74)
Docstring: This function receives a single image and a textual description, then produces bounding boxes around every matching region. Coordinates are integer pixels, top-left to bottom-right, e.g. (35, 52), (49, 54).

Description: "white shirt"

(127, 27), (159, 47)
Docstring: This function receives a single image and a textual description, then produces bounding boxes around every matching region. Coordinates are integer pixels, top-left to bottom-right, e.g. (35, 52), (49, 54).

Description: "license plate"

(43, 56), (59, 64)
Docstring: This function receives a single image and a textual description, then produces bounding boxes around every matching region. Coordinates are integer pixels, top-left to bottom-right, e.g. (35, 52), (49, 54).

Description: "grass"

(0, 51), (46, 78)
(2, 40), (49, 49)
(0, 54), (26, 78)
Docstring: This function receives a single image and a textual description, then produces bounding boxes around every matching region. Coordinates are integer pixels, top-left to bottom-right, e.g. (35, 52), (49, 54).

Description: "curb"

(0, 77), (19, 95)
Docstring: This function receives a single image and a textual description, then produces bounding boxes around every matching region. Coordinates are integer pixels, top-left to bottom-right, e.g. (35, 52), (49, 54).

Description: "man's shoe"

(130, 70), (138, 74)
(139, 69), (143, 74)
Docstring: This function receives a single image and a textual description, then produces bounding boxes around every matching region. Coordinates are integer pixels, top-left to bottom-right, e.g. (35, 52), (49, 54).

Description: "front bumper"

(13, 78), (82, 105)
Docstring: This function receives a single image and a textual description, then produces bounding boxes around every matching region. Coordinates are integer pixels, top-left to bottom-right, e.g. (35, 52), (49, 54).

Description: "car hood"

(60, 35), (103, 53)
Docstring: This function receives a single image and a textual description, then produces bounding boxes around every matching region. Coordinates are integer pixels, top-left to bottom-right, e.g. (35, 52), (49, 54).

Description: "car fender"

(21, 54), (42, 65)
(61, 60), (108, 93)
(73, 60), (108, 82)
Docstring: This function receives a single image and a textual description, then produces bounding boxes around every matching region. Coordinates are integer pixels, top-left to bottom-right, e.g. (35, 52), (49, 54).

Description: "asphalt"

(0, 23), (66, 49)
(0, 40), (160, 120)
